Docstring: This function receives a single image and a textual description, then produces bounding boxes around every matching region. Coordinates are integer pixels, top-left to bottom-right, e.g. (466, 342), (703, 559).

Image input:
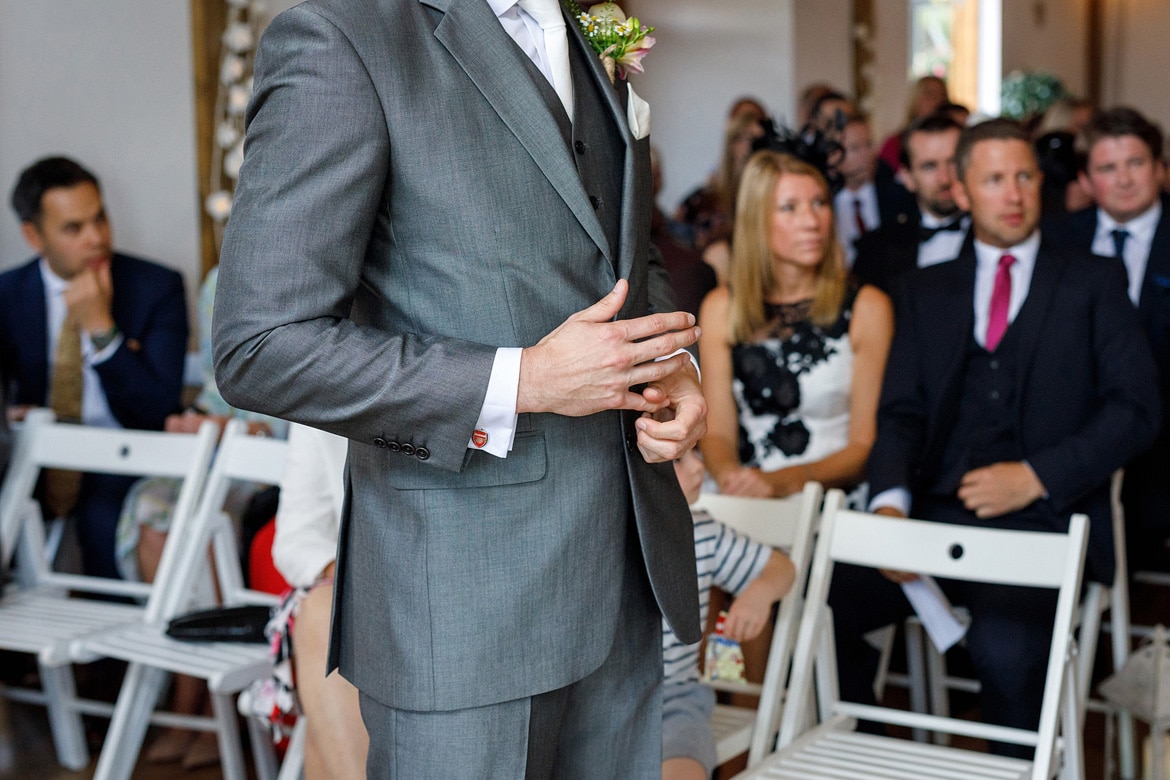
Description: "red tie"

(853, 198), (867, 237)
(985, 254), (1015, 351)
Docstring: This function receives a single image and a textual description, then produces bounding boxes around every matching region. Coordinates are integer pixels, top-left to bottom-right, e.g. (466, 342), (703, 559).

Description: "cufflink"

(472, 429), (488, 448)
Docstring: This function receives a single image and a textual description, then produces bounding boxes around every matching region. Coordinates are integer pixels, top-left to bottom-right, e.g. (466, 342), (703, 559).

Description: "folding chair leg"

(94, 663), (170, 780)
(924, 637), (952, 746)
(247, 710), (278, 780)
(278, 717), (308, 780)
(1117, 711), (1135, 780)
(212, 691), (247, 780)
(904, 620), (929, 743)
(39, 661), (88, 770)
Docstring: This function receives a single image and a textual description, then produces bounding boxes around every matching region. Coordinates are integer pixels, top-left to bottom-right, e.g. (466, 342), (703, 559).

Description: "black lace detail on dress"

(732, 286), (858, 466)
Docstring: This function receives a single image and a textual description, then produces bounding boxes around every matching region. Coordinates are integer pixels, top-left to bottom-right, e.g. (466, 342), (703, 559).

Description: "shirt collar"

(485, 0), (518, 18)
(973, 229), (1041, 272)
(1096, 200), (1162, 243)
(920, 210), (968, 229)
(38, 258), (70, 296)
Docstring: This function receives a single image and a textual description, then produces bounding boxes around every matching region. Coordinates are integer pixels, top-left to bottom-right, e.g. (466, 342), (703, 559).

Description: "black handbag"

(165, 604), (272, 644)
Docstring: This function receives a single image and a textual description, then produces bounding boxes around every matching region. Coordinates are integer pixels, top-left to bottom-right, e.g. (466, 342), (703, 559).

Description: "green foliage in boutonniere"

(565, 1), (655, 83)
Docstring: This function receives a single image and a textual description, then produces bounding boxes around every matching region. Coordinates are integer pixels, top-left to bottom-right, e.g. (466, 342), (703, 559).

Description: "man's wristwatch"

(89, 325), (120, 351)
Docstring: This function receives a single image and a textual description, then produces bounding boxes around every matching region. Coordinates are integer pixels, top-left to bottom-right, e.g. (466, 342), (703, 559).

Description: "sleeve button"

(373, 437), (387, 449)
(415, 447), (430, 461)
(387, 441), (401, 452)
(401, 443), (416, 456)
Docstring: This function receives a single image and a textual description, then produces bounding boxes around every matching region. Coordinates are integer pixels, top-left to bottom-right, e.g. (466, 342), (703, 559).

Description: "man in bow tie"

(1056, 106), (1170, 576)
(853, 114), (969, 294)
(830, 119), (1158, 748)
(212, 0), (705, 776)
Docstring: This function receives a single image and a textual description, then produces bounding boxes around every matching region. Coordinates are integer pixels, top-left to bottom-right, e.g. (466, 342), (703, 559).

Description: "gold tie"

(45, 316), (83, 518)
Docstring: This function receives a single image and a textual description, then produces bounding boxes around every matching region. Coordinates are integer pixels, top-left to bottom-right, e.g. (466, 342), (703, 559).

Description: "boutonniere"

(566, 1), (655, 84)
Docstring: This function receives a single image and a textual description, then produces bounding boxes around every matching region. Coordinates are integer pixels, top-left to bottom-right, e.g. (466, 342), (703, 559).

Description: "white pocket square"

(627, 85), (651, 140)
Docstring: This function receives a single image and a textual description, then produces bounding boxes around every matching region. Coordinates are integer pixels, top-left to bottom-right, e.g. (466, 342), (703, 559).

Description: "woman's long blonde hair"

(728, 151), (846, 344)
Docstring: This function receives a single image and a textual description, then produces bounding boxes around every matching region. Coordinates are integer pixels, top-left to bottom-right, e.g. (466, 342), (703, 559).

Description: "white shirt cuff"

(469, 347), (521, 458)
(868, 487), (911, 516)
(658, 347), (700, 379)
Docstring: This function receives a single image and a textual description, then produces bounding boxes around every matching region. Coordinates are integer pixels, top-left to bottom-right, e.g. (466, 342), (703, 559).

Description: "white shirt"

(1091, 201), (1162, 305)
(917, 213), (969, 269)
(272, 422), (348, 587)
(834, 181), (880, 267)
(486, 0), (559, 88)
(870, 230), (1041, 515)
(471, 4), (691, 458)
(39, 259), (122, 429)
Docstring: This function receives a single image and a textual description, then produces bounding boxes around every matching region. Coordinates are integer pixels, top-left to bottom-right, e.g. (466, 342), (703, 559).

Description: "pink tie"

(985, 254), (1015, 351)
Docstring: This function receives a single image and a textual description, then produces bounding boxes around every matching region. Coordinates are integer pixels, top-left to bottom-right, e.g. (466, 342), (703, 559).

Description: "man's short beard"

(924, 197), (961, 219)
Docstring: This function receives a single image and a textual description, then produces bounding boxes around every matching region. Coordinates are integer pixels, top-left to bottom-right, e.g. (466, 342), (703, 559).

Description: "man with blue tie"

(1059, 107), (1170, 575)
(0, 157), (187, 578)
(829, 119), (1159, 750)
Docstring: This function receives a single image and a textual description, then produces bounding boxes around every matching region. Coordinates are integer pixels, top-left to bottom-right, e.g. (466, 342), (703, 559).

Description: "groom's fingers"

(570, 279), (629, 323)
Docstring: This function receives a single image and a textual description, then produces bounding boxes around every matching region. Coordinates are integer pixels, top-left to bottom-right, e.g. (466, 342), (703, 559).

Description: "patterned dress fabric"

(731, 287), (867, 506)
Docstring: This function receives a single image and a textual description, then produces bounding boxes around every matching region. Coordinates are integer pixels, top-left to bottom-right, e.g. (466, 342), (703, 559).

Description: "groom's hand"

(635, 363), (707, 463)
(517, 280), (700, 418)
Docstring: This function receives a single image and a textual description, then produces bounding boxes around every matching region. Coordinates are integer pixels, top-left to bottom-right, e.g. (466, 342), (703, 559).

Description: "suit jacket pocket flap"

(385, 430), (547, 490)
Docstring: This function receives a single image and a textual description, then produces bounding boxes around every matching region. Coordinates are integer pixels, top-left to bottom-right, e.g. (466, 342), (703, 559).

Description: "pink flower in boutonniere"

(567, 1), (655, 83)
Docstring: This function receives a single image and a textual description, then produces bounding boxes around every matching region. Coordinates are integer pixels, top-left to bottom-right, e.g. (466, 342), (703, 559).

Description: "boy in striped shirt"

(663, 452), (797, 780)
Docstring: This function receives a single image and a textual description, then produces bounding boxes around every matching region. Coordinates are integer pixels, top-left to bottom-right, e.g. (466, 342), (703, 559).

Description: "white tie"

(517, 0), (574, 119)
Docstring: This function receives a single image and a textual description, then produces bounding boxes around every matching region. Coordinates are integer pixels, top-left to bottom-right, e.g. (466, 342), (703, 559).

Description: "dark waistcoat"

(930, 325), (1025, 496)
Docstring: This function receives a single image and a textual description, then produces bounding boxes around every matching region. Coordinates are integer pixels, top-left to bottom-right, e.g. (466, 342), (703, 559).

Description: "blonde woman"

(699, 152), (893, 502)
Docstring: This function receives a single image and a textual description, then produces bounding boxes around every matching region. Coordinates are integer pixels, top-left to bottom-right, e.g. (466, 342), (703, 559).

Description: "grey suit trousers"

(359, 523), (663, 779)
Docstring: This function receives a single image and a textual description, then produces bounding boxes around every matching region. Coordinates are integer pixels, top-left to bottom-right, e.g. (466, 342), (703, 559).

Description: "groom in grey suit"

(213, 0), (706, 776)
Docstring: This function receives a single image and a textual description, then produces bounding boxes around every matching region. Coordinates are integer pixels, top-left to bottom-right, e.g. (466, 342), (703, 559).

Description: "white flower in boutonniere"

(567, 1), (655, 84)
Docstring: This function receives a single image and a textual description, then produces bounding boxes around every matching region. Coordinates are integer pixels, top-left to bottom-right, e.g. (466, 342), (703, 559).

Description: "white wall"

(627, 0), (795, 214)
(1101, 0), (1170, 135)
(0, 0), (201, 324)
(1002, 0), (1087, 97)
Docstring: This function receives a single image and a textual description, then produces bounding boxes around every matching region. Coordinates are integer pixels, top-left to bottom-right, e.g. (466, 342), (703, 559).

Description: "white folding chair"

(736, 489), (1089, 780)
(72, 420), (288, 780)
(0, 409), (218, 771)
(902, 471), (1135, 776)
(692, 481), (822, 770)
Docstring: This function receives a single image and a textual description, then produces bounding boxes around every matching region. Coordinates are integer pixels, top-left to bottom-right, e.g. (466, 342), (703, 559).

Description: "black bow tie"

(918, 219), (965, 243)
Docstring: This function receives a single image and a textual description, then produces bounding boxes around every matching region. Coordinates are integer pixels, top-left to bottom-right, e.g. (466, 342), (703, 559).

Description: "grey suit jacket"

(213, 0), (700, 711)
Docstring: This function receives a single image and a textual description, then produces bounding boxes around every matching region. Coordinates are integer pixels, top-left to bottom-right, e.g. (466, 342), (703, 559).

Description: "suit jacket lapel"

(921, 250), (973, 466)
(425, 0), (612, 262)
(1012, 242), (1063, 397)
(17, 261), (49, 405)
(932, 248), (975, 398)
(1138, 196), (1170, 322)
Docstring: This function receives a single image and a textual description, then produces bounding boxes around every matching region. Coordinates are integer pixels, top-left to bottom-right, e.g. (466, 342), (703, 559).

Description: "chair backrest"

(150, 420), (289, 624)
(777, 489), (1088, 779)
(691, 481), (823, 768)
(0, 409), (219, 601)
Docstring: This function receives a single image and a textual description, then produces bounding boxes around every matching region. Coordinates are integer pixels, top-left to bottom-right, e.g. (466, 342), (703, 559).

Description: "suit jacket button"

(589, 195), (600, 210)
(373, 437), (387, 449)
(387, 441), (401, 452)
(574, 140), (586, 155)
(415, 447), (430, 461)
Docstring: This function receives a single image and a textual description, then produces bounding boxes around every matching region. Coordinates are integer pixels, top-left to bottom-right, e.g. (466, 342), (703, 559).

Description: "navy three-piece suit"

(0, 253), (187, 577)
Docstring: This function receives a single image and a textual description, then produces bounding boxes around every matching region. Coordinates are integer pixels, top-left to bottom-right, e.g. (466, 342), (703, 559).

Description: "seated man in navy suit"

(829, 119), (1159, 752)
(1058, 107), (1170, 574)
(1, 156), (188, 578)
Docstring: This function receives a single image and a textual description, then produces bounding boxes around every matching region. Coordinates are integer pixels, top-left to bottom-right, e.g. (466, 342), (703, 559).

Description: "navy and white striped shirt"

(663, 509), (772, 686)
